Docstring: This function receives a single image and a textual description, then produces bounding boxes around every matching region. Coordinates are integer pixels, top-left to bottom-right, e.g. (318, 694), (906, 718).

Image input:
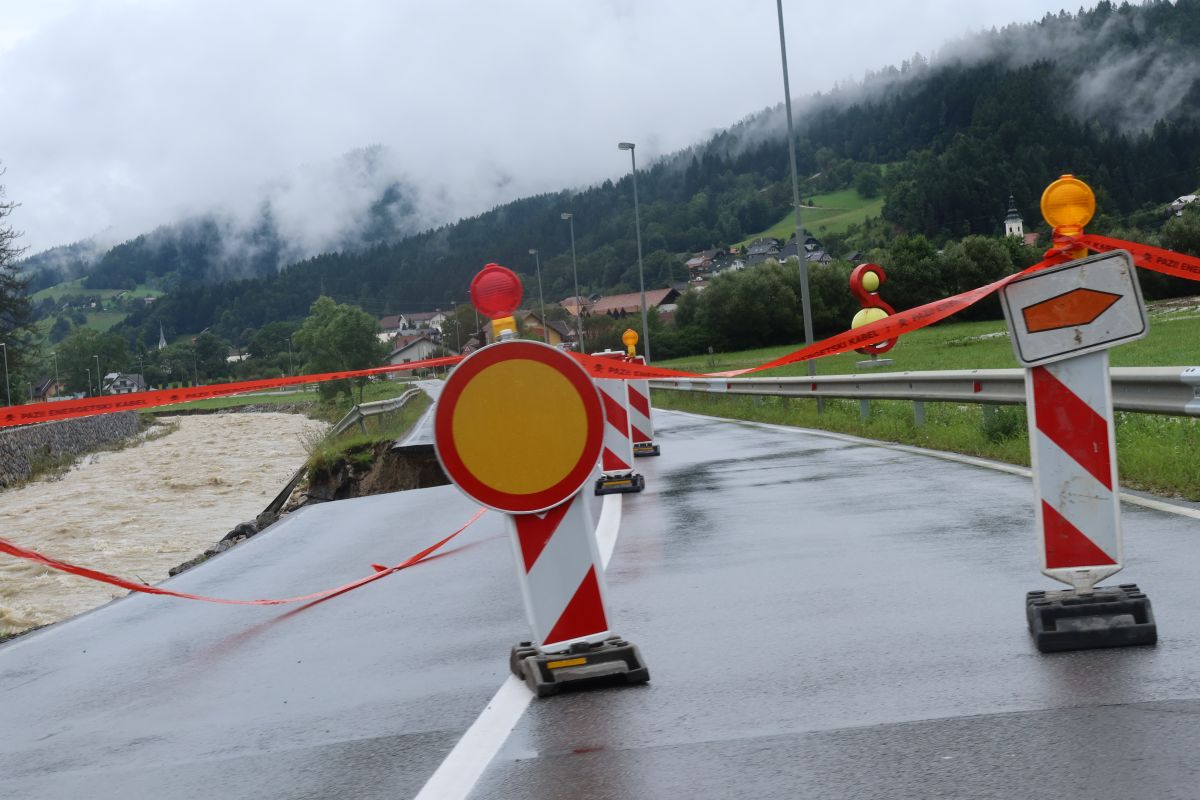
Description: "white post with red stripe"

(591, 349), (645, 494)
(1026, 351), (1122, 592)
(626, 355), (660, 456)
(1000, 250), (1148, 595)
(507, 491), (613, 651)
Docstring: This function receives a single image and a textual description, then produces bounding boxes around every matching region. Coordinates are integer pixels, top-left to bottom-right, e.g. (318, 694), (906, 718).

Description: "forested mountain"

(27, 0), (1200, 354)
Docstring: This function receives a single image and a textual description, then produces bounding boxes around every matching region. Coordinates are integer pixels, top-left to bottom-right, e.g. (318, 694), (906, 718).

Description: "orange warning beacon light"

(621, 328), (639, 358)
(470, 263), (524, 340)
(1041, 174), (1095, 259)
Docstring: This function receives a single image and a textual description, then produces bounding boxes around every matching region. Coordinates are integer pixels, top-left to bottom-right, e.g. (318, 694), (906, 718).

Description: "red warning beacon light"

(470, 263), (523, 339)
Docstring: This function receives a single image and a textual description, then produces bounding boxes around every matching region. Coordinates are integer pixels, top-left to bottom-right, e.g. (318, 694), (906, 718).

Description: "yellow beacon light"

(1041, 174), (1095, 238)
(621, 328), (639, 358)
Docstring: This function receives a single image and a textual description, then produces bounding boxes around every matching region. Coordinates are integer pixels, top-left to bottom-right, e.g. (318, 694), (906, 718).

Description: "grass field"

(653, 301), (1200, 499)
(657, 302), (1200, 377)
(736, 188), (884, 248)
(30, 277), (162, 303)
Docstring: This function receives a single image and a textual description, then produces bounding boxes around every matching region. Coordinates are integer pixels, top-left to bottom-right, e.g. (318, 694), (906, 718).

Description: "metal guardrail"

(650, 367), (1200, 417)
(259, 388), (425, 520)
(327, 388), (422, 438)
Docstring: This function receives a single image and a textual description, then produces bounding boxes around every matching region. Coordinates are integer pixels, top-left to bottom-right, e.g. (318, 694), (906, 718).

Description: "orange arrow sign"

(1022, 288), (1122, 333)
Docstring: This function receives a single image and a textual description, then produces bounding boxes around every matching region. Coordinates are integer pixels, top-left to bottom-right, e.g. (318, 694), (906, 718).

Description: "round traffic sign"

(434, 339), (603, 514)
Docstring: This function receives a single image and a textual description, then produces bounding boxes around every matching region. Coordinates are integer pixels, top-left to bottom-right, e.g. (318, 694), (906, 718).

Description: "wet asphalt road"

(3, 410), (1200, 799)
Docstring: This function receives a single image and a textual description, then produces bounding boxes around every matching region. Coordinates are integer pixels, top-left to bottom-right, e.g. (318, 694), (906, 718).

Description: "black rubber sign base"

(1026, 583), (1157, 653)
(594, 473), (645, 495)
(633, 442), (661, 457)
(511, 637), (650, 698)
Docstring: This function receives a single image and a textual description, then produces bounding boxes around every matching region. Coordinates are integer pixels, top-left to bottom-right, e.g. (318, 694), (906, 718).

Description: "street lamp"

(0, 342), (9, 407)
(618, 142), (651, 363)
(775, 0), (815, 378)
(561, 212), (585, 353)
(93, 354), (101, 395)
(282, 338), (295, 376)
(85, 367), (91, 397)
(528, 248), (548, 343)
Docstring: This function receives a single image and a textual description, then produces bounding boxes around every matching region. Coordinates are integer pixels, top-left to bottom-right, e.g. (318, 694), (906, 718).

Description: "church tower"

(1004, 195), (1024, 238)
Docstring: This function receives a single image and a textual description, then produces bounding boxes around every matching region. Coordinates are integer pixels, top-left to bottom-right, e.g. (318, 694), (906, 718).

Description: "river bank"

(0, 412), (325, 635)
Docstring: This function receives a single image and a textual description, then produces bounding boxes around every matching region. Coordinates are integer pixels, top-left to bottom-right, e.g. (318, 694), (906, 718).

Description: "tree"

(292, 296), (386, 402)
(55, 328), (130, 395)
(1, 166), (35, 402)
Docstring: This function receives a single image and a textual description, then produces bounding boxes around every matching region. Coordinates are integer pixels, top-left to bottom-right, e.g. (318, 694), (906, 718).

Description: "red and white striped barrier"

(1026, 351), (1122, 590)
(508, 492), (612, 650)
(592, 350), (644, 494)
(433, 336), (649, 693)
(626, 355), (660, 457)
(1001, 249), (1156, 651)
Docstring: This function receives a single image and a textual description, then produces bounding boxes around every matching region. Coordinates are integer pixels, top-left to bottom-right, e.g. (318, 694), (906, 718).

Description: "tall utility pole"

(528, 248), (548, 343)
(0, 342), (9, 407)
(776, 0), (815, 377)
(561, 212), (585, 353)
(618, 142), (651, 363)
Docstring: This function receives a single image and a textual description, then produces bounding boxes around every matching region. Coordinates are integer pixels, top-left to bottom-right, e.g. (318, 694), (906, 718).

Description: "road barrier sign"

(591, 350), (645, 494)
(433, 336), (648, 694)
(1001, 247), (1156, 652)
(627, 355), (660, 457)
(1000, 250), (1147, 367)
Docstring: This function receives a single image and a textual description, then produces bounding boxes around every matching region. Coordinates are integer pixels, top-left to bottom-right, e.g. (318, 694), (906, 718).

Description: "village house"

(103, 372), (146, 395)
(33, 377), (63, 402)
(559, 296), (591, 318)
(377, 314), (408, 343)
(515, 309), (574, 348)
(387, 332), (440, 371)
(403, 310), (448, 332)
(590, 287), (680, 318)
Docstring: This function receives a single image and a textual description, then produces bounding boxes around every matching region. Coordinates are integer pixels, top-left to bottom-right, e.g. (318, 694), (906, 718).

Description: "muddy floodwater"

(0, 412), (326, 635)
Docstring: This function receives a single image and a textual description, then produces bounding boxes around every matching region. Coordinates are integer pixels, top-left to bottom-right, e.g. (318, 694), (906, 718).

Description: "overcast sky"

(0, 0), (1090, 255)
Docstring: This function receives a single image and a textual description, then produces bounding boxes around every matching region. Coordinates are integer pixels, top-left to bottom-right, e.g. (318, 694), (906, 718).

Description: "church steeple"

(1004, 194), (1024, 238)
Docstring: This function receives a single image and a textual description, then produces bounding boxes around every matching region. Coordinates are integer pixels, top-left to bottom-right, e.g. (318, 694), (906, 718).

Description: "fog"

(0, 0), (1122, 258)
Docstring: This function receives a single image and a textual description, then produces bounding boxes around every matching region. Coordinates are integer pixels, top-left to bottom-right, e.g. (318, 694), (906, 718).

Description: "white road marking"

(664, 409), (1200, 520)
(412, 493), (623, 800)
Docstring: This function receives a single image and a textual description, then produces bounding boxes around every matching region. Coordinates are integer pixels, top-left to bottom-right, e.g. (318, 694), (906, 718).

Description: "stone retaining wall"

(0, 412), (142, 487)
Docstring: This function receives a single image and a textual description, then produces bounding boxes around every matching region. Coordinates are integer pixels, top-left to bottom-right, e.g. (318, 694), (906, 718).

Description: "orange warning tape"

(3, 234), (1198, 427)
(0, 353), (463, 429)
(0, 509), (485, 607)
(572, 234), (1200, 381)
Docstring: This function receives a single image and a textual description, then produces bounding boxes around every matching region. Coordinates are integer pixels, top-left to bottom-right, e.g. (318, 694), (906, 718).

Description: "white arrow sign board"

(1000, 249), (1147, 368)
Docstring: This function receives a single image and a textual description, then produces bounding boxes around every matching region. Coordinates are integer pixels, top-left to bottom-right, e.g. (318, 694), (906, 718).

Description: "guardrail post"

(858, 398), (870, 420)
(981, 403), (995, 429)
(913, 400), (925, 427)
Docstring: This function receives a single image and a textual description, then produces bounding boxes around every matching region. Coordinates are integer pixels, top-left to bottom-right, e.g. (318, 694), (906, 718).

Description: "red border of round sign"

(434, 340), (604, 514)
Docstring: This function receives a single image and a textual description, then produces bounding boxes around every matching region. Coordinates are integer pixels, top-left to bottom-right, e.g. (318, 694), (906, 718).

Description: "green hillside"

(736, 188), (885, 247)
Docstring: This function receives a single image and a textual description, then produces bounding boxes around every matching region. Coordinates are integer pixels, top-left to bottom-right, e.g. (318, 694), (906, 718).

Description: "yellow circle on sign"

(852, 307), (888, 329)
(861, 271), (880, 293)
(451, 358), (589, 495)
(1041, 174), (1095, 232)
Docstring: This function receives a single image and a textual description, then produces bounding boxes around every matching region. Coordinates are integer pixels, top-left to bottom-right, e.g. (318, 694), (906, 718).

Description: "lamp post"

(282, 338), (295, 376)
(93, 354), (101, 395)
(528, 248), (548, 343)
(50, 351), (59, 388)
(617, 142), (651, 363)
(0, 342), (9, 407)
(561, 212), (584, 352)
(85, 367), (91, 397)
(775, 0), (815, 378)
